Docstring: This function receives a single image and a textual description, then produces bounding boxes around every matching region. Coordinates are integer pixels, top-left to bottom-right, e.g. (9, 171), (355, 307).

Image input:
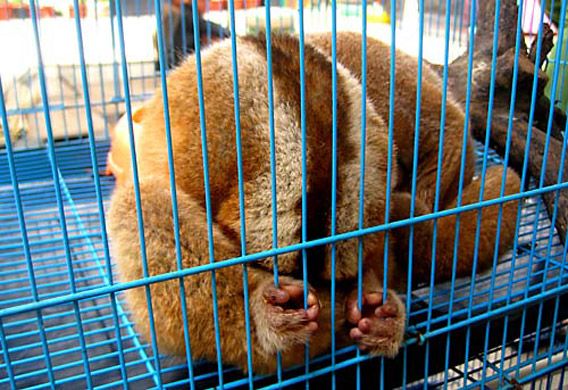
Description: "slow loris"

(108, 32), (520, 374)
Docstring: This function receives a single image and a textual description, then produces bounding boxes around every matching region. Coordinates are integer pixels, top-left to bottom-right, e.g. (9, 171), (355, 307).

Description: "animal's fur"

(107, 32), (521, 374)
(307, 32), (521, 286)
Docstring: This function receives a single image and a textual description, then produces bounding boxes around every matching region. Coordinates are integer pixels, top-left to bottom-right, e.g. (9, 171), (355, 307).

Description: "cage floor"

(0, 140), (567, 390)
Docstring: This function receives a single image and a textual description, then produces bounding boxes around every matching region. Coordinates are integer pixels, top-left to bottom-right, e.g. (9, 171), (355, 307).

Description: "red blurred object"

(40, 6), (55, 18)
(174, 0), (260, 14)
(69, 3), (87, 18)
(233, 0), (261, 10)
(0, 3), (30, 20)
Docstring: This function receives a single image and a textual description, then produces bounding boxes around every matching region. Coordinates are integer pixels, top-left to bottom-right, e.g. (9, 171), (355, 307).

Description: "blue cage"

(0, 0), (567, 389)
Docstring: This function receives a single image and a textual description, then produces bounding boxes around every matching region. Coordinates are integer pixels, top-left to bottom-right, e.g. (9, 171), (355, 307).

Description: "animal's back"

(134, 34), (391, 279)
(308, 32), (473, 208)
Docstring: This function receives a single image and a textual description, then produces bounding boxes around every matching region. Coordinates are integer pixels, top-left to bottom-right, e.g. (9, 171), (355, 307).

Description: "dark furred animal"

(153, 3), (229, 71)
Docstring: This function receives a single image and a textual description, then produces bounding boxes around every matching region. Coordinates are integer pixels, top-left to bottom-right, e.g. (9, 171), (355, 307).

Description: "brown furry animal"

(307, 32), (521, 286)
(107, 32), (521, 374)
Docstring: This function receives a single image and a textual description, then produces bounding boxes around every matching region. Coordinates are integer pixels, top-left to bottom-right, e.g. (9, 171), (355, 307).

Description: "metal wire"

(0, 1), (566, 389)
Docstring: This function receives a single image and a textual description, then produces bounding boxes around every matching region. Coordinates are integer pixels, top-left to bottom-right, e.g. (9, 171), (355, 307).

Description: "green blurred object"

(544, 1), (563, 26)
(544, 1), (568, 113)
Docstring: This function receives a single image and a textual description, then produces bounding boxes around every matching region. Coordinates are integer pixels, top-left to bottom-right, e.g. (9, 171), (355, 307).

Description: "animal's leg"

(390, 166), (521, 285)
(413, 134), (476, 213)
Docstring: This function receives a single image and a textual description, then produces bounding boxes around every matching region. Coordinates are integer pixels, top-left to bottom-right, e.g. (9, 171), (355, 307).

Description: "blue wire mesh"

(0, 140), (565, 389)
(0, 0), (567, 389)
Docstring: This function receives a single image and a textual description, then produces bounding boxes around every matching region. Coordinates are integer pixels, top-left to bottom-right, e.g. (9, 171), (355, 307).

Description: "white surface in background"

(0, 16), (156, 80)
(0, 8), (468, 81)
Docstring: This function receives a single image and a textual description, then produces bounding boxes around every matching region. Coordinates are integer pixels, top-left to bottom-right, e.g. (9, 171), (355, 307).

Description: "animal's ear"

(132, 106), (147, 124)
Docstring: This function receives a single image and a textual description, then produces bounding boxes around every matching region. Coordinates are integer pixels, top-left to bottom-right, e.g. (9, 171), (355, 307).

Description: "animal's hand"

(252, 276), (320, 355)
(345, 288), (406, 357)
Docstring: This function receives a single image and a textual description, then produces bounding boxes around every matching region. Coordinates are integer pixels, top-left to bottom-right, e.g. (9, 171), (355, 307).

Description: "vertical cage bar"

(460, 0), (478, 385)
(71, 64), (83, 141)
(109, 2), (122, 119)
(189, 0), (227, 386)
(56, 64), (70, 143)
(516, 0), (553, 376)
(476, 0), (504, 384)
(262, 0), (285, 381)
(297, 0), (312, 386)
(330, 0), (338, 386)
(113, 0), (164, 386)
(357, 0), (369, 387)
(383, 0), (396, 301)
(495, 0), (526, 386)
(8, 72), (29, 149)
(92, 0), (111, 139)
(443, 0), (484, 386)
(152, 1), (198, 389)
(451, 0), (460, 43)
(434, 0), (442, 37)
(458, 0), (465, 46)
(402, 0), (425, 388)
(70, 1), (129, 387)
(135, 0), (147, 98)
(23, 68), (42, 147)
(226, 0), (256, 387)
(548, 75), (568, 368)
(424, 0), (453, 385)
(533, 0), (568, 375)
(526, 0), (565, 282)
(381, 1), (398, 387)
(535, 0), (568, 289)
(27, 1), (94, 387)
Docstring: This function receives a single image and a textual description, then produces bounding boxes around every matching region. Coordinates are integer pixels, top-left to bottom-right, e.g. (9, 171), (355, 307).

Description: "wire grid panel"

(0, 145), (565, 389)
(0, 0), (568, 389)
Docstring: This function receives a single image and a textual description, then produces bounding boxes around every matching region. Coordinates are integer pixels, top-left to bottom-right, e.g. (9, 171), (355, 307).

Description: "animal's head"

(106, 104), (148, 185)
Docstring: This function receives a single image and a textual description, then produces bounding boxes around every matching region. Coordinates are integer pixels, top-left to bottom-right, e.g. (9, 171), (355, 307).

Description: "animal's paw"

(345, 289), (405, 357)
(253, 277), (320, 354)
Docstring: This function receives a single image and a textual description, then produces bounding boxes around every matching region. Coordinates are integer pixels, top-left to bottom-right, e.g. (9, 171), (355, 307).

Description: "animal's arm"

(108, 178), (329, 374)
